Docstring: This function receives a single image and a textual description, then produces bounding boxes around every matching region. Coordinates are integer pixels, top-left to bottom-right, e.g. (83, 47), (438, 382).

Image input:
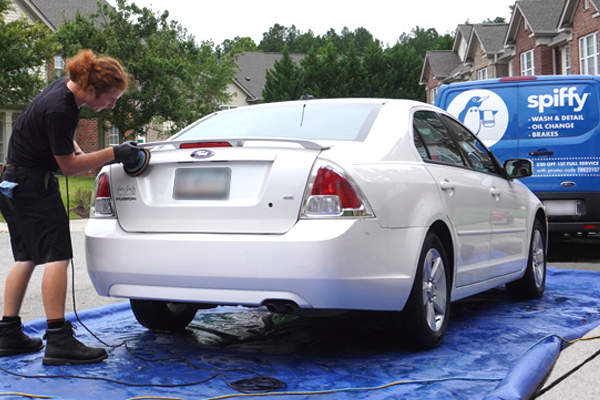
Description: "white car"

(86, 99), (547, 349)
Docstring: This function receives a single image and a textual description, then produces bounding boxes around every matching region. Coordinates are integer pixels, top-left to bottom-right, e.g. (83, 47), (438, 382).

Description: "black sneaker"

(0, 318), (44, 357)
(43, 321), (107, 366)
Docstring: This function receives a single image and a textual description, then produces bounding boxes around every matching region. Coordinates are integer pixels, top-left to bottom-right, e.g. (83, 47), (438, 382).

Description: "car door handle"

(490, 187), (501, 198)
(440, 180), (456, 191)
(529, 150), (554, 156)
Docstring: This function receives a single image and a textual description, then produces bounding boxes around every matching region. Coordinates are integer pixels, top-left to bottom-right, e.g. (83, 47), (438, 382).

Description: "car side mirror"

(504, 158), (533, 179)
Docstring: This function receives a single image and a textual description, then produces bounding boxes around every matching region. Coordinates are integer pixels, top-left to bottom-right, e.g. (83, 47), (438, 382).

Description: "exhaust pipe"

(263, 300), (301, 314)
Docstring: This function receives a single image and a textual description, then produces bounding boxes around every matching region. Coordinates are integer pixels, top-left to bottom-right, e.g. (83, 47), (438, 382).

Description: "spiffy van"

(435, 75), (600, 235)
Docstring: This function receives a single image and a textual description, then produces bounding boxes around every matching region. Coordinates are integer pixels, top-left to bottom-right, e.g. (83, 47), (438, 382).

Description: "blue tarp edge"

(483, 319), (600, 400)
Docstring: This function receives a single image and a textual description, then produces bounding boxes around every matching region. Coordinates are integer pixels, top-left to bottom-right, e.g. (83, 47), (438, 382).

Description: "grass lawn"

(0, 175), (96, 223)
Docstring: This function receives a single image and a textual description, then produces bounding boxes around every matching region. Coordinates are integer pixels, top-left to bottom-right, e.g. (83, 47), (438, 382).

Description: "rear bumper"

(85, 219), (426, 311)
(535, 191), (600, 232)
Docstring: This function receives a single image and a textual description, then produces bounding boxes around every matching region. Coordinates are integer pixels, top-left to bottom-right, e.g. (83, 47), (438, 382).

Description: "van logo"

(190, 150), (214, 159)
(447, 89), (509, 147)
(527, 87), (590, 113)
(560, 181), (576, 188)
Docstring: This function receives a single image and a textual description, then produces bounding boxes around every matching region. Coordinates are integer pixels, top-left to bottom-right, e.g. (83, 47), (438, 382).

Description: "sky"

(106, 0), (517, 47)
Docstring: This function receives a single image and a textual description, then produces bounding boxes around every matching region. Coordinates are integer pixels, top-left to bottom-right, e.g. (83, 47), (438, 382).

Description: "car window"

(175, 102), (382, 142)
(440, 115), (500, 175)
(413, 111), (466, 166)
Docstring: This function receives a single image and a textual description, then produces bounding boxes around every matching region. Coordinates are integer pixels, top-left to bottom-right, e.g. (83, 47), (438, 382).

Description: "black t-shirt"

(7, 77), (80, 172)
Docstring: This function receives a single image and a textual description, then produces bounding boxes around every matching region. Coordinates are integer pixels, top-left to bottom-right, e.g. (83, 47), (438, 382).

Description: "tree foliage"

(262, 46), (302, 102)
(263, 33), (432, 103)
(55, 0), (236, 140)
(257, 24), (379, 55)
(0, 0), (58, 105)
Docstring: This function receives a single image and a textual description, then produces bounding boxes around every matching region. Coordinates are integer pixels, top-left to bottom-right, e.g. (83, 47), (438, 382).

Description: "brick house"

(1, 0), (110, 174)
(421, 0), (600, 103)
(421, 24), (509, 104)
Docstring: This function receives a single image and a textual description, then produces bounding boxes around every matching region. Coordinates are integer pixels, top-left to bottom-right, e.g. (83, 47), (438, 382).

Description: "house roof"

(419, 50), (462, 83)
(506, 0), (567, 44)
(559, 0), (600, 30)
(452, 24), (474, 53)
(19, 0), (110, 30)
(471, 23), (509, 55)
(232, 52), (305, 103)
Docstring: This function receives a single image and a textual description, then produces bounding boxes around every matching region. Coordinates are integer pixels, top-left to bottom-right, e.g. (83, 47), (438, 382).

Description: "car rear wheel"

(402, 232), (451, 350)
(130, 299), (197, 331)
(506, 219), (546, 300)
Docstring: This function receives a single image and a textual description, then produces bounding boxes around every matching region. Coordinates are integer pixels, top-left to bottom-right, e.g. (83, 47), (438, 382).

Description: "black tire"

(506, 219), (546, 300)
(402, 233), (451, 350)
(130, 299), (197, 331)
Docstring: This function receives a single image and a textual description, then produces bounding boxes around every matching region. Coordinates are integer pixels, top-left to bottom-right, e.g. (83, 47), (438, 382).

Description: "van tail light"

(91, 172), (114, 217)
(301, 162), (374, 218)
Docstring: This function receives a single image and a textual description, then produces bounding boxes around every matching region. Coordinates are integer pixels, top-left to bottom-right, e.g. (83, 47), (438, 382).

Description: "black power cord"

(0, 175), (287, 393)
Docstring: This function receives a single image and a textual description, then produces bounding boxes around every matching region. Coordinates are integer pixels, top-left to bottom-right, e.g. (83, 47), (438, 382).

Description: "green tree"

(341, 42), (367, 97)
(398, 26), (452, 58)
(383, 44), (424, 101)
(299, 47), (322, 99)
(257, 23), (288, 52)
(0, 0), (58, 105)
(55, 0), (235, 140)
(262, 46), (302, 102)
(362, 42), (388, 97)
(219, 36), (258, 55)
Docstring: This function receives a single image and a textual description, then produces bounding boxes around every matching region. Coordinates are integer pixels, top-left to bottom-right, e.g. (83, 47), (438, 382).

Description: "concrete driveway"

(0, 219), (124, 322)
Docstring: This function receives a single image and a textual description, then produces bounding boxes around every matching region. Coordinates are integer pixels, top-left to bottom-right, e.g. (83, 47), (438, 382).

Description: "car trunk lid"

(111, 140), (324, 234)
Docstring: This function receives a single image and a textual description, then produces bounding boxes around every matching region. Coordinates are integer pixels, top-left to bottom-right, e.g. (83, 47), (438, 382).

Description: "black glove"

(113, 141), (140, 166)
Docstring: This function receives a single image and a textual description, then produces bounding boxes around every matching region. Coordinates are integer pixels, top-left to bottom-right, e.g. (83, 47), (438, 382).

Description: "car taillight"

(91, 172), (114, 217)
(301, 162), (374, 218)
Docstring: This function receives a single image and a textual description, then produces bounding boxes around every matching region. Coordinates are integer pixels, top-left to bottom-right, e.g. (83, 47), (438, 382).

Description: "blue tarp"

(1, 267), (600, 400)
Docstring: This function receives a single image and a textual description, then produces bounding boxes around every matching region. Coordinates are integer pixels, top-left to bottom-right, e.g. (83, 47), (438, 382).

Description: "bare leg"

(42, 260), (69, 321)
(3, 261), (36, 317)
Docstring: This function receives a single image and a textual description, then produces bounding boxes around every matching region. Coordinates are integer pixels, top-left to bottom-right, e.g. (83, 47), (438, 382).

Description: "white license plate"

(544, 200), (578, 216)
(173, 168), (231, 200)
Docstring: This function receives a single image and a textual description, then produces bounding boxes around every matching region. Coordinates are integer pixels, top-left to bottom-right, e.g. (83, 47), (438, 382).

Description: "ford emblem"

(190, 149), (214, 159)
(560, 181), (576, 188)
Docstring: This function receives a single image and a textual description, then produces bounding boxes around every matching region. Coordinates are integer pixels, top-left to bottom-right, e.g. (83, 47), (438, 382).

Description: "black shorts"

(0, 167), (72, 265)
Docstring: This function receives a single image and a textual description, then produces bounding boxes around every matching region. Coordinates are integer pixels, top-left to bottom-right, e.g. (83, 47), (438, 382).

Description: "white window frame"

(579, 32), (598, 75)
(108, 126), (119, 145)
(54, 56), (64, 71)
(476, 68), (488, 81)
(430, 87), (438, 104)
(520, 50), (535, 75)
(563, 46), (571, 75)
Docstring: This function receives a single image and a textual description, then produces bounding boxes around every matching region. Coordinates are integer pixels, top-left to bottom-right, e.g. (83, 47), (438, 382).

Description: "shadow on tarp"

(1, 267), (599, 400)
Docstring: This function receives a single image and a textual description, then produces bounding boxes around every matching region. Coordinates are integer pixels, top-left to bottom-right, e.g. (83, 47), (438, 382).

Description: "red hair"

(66, 49), (129, 95)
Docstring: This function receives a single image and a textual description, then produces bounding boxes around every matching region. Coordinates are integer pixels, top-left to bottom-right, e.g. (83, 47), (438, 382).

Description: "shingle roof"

(232, 52), (305, 102)
(25, 0), (110, 30)
(424, 51), (462, 80)
(457, 24), (473, 41)
(472, 24), (509, 54)
(517, 0), (567, 33)
(592, 0), (600, 10)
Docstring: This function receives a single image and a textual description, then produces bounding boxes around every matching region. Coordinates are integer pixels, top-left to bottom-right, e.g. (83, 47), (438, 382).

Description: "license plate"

(173, 168), (231, 200)
(544, 200), (578, 216)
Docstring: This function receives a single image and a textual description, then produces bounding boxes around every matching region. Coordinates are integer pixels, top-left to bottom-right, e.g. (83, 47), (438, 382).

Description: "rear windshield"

(175, 102), (383, 142)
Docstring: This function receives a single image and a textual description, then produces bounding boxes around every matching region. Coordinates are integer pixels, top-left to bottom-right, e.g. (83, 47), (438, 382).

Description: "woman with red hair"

(0, 50), (139, 365)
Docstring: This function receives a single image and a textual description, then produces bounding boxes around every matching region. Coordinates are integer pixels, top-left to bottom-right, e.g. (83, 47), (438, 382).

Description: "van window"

(413, 111), (466, 166)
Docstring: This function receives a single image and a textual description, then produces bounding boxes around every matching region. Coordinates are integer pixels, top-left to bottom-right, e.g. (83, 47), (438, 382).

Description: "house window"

(430, 87), (438, 104)
(477, 68), (488, 81)
(509, 60), (514, 76)
(520, 50), (535, 75)
(108, 126), (119, 145)
(563, 46), (571, 75)
(585, 0), (590, 9)
(580, 32), (598, 75)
